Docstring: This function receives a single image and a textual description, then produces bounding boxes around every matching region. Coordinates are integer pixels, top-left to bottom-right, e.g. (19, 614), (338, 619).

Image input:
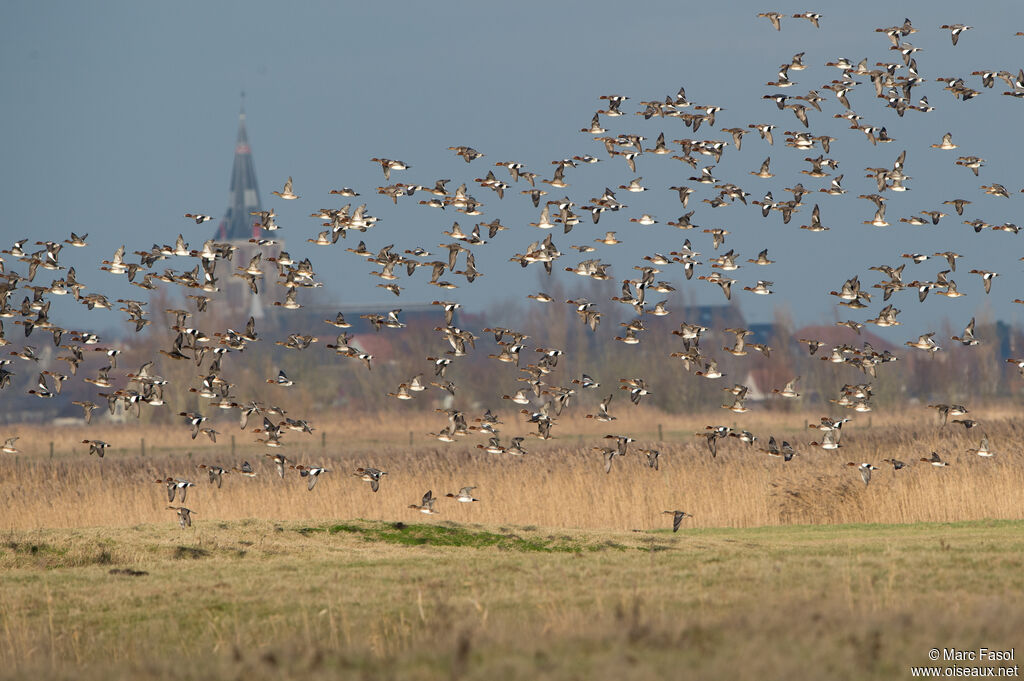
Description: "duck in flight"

(848, 462), (879, 485)
(354, 467), (387, 492)
(446, 486), (479, 502)
(920, 452), (950, 467)
(271, 177), (299, 200)
(410, 490), (439, 514)
(292, 465), (329, 490)
(663, 510), (693, 532)
(168, 506), (193, 529)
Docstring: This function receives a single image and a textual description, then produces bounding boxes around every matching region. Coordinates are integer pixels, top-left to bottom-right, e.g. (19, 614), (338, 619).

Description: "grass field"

(1, 518), (1021, 680)
(2, 409), (1022, 679)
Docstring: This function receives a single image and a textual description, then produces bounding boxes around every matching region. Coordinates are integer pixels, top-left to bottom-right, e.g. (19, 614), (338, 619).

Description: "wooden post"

(49, 442), (54, 459)
(409, 431), (413, 446)
(231, 435), (236, 457)
(141, 438), (145, 457)
(657, 424), (663, 441)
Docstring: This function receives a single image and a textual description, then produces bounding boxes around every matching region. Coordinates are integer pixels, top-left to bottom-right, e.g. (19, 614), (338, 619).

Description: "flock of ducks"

(3, 12), (1022, 533)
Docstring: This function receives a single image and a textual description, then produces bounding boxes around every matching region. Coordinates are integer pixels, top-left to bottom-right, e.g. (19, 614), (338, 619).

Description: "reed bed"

(2, 407), (1022, 532)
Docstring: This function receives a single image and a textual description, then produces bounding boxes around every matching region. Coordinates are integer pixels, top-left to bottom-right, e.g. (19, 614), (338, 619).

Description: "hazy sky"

(3, 1), (1024, 342)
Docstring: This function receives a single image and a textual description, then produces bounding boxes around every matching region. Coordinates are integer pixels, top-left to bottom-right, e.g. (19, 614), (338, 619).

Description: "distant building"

(214, 106), (281, 322)
(791, 324), (896, 352)
(747, 322), (777, 346)
(685, 303), (746, 330)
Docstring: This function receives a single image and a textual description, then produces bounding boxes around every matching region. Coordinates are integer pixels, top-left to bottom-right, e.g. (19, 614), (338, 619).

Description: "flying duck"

(446, 486), (479, 502)
(168, 506), (193, 529)
(354, 467), (387, 492)
(410, 490), (439, 514)
(271, 177), (299, 200)
(663, 510), (693, 532)
(848, 462), (879, 485)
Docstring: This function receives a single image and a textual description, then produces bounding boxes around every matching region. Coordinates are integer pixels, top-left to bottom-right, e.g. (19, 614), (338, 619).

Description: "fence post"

(657, 424), (663, 441)
(141, 438), (145, 457)
(409, 431), (413, 447)
(49, 442), (54, 459)
(231, 435), (236, 458)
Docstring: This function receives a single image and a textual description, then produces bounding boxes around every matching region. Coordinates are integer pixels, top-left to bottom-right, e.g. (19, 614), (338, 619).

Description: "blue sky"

(3, 1), (1024, 341)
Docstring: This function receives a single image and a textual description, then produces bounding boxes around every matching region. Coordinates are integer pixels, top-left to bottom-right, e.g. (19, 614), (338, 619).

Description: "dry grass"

(0, 519), (1021, 681)
(2, 407), (1023, 532)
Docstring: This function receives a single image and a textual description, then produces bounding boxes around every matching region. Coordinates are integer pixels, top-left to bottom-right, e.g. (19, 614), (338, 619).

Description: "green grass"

(297, 520), (619, 552)
(1, 519), (1022, 680)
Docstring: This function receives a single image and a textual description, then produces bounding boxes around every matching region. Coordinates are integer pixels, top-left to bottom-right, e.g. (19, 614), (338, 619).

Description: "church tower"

(214, 103), (281, 320)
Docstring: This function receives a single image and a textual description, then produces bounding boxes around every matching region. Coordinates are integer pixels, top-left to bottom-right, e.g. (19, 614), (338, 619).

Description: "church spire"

(211, 103), (281, 323)
(216, 103), (262, 241)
